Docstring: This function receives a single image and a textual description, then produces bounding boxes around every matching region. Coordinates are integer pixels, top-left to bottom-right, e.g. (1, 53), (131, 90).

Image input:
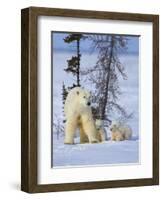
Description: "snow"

(53, 135), (139, 167)
(52, 49), (139, 167)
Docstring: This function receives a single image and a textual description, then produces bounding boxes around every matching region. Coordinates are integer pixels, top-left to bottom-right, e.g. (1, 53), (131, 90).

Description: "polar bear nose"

(110, 128), (112, 131)
(87, 102), (91, 106)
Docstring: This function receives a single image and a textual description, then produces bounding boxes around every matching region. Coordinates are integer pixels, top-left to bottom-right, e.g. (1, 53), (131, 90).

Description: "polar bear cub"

(64, 87), (99, 144)
(95, 119), (106, 142)
(110, 121), (132, 141)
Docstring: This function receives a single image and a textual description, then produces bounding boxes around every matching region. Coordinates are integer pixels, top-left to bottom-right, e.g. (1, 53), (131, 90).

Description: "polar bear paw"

(90, 139), (99, 143)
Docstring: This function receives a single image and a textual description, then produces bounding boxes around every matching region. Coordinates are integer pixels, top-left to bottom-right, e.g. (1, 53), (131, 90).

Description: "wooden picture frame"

(21, 6), (159, 193)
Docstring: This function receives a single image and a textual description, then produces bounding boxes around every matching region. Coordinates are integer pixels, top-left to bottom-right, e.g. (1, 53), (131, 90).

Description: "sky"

(52, 32), (139, 54)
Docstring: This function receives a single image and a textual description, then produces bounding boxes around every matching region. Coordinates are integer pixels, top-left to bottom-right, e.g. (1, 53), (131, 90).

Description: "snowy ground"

(53, 135), (139, 167)
(52, 50), (139, 167)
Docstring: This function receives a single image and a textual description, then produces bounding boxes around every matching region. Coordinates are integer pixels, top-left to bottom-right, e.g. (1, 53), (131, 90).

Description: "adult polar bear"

(64, 87), (99, 144)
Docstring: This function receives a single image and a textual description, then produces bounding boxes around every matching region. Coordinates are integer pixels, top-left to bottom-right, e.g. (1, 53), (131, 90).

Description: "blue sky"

(52, 32), (139, 54)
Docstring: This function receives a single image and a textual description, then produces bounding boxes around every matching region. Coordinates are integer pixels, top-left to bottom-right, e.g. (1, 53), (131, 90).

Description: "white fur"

(64, 87), (98, 144)
(95, 119), (106, 142)
(110, 121), (132, 141)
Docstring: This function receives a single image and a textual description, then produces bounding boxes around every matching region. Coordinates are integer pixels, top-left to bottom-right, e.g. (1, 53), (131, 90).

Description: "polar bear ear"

(76, 91), (79, 95)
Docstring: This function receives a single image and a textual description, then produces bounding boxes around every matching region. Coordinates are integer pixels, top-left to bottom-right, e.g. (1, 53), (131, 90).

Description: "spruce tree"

(62, 82), (68, 105)
(64, 34), (85, 87)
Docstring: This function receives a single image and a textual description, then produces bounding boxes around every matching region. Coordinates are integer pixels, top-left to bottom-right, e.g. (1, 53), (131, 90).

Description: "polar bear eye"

(83, 96), (86, 98)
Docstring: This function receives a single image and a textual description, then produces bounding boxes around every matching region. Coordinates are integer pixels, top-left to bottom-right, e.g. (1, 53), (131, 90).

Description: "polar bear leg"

(124, 131), (132, 140)
(81, 118), (99, 143)
(64, 118), (77, 144)
(111, 132), (116, 141)
(115, 133), (124, 141)
(96, 132), (102, 142)
(102, 133), (105, 142)
(96, 131), (104, 142)
(99, 130), (105, 142)
(79, 124), (89, 143)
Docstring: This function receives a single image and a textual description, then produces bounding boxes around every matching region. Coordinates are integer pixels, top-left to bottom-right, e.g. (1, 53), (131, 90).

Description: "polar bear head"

(95, 119), (104, 130)
(110, 121), (121, 132)
(73, 87), (91, 107)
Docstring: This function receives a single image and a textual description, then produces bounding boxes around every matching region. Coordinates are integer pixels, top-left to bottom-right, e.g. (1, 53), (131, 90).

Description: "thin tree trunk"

(77, 39), (80, 86)
(101, 36), (114, 120)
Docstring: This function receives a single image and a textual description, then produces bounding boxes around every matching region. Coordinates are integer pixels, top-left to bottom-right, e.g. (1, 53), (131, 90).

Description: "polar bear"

(110, 121), (132, 141)
(95, 119), (106, 142)
(64, 87), (99, 144)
